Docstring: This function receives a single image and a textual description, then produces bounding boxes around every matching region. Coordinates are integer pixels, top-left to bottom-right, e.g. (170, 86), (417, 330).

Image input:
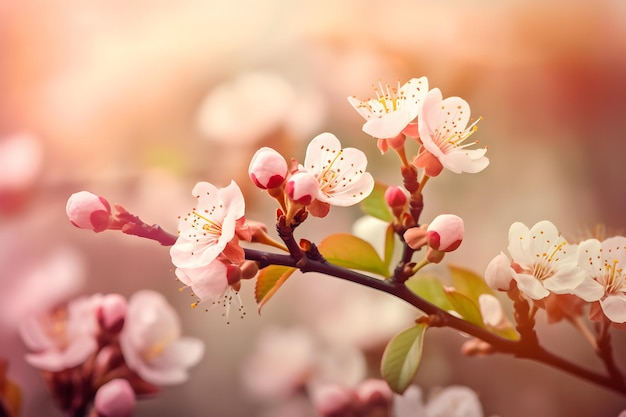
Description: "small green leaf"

(255, 265), (296, 313)
(384, 223), (395, 268)
(405, 275), (454, 311)
(448, 265), (496, 303)
(360, 182), (392, 222)
(444, 288), (484, 327)
(318, 233), (389, 277)
(381, 322), (428, 394)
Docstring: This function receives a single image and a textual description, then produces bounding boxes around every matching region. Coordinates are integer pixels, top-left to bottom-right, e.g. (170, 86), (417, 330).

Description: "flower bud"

(66, 191), (113, 232)
(384, 186), (407, 218)
(285, 171), (319, 206)
(484, 252), (515, 291)
(249, 147), (288, 189)
(94, 379), (136, 417)
(426, 214), (464, 252)
(355, 379), (393, 409)
(97, 294), (127, 333)
(310, 383), (356, 417)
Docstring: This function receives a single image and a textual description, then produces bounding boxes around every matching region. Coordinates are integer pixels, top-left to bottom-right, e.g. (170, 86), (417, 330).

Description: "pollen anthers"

(190, 210), (222, 235)
(317, 147), (345, 192)
(436, 108), (482, 152)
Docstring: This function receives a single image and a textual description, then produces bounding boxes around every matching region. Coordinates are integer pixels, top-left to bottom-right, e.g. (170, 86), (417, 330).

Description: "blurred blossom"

(20, 294), (100, 372)
(0, 133), (43, 214)
(119, 290), (204, 386)
(196, 71), (326, 144)
(394, 385), (485, 417)
(0, 133), (43, 190)
(241, 325), (317, 400)
(0, 242), (85, 332)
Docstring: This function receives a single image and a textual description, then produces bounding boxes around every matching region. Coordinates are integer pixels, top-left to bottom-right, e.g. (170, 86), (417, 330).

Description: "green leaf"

(405, 275), (454, 311)
(255, 265), (296, 313)
(384, 223), (395, 268)
(360, 182), (392, 222)
(381, 322), (428, 394)
(448, 264), (496, 303)
(443, 288), (485, 327)
(318, 233), (389, 277)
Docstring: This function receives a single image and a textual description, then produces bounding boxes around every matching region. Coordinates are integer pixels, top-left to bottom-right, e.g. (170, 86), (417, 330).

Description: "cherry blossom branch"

(243, 247), (626, 396)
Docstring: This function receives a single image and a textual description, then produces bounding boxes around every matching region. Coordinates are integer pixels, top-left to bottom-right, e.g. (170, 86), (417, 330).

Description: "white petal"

(576, 238), (603, 274)
(478, 294), (503, 327)
(600, 294), (626, 323)
(398, 77), (429, 120)
(514, 273), (550, 300)
(571, 276), (605, 302)
(346, 96), (374, 120)
(362, 108), (413, 138)
(543, 267), (585, 294)
(507, 222), (531, 266)
(440, 150), (489, 174)
(417, 88), (444, 150)
(304, 132), (342, 175)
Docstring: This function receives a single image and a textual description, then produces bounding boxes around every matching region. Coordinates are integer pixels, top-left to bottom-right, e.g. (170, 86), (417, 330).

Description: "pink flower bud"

(426, 214), (464, 252)
(249, 147), (288, 189)
(66, 191), (112, 232)
(97, 294), (127, 333)
(355, 379), (393, 409)
(310, 384), (356, 417)
(285, 171), (319, 206)
(94, 379), (136, 417)
(385, 186), (407, 218)
(484, 252), (515, 291)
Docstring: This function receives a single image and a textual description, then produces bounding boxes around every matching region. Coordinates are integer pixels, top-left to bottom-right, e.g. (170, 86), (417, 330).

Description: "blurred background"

(1, 0), (626, 416)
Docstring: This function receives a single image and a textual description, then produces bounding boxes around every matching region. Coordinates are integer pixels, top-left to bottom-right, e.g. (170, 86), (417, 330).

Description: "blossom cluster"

(19, 290), (203, 417)
(348, 77), (488, 176)
(485, 220), (626, 324)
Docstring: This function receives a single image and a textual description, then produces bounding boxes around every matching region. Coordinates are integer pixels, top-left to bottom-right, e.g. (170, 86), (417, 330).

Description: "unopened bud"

(240, 260), (259, 280)
(355, 379), (393, 410)
(249, 147), (288, 189)
(66, 191), (113, 232)
(94, 379), (136, 417)
(226, 264), (242, 286)
(285, 171), (319, 206)
(484, 252), (514, 291)
(97, 294), (127, 333)
(384, 186), (408, 218)
(426, 214), (464, 252)
(310, 384), (356, 417)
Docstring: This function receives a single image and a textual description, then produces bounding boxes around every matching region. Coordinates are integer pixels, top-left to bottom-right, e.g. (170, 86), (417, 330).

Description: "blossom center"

(192, 211), (222, 236)
(374, 81), (404, 114)
(531, 241), (567, 281)
(435, 114), (482, 154)
(317, 149), (344, 194)
(603, 259), (625, 295)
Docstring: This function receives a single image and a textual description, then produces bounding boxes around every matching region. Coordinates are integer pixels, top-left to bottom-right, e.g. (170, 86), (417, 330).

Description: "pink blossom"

(0, 132), (43, 190)
(170, 180), (249, 269)
(94, 379), (136, 417)
(302, 133), (374, 206)
(413, 88), (488, 176)
(576, 236), (626, 323)
(119, 290), (204, 386)
(348, 78), (428, 153)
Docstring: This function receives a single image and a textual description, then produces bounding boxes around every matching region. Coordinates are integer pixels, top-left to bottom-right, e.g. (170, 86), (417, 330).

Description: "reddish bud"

(66, 191), (113, 232)
(94, 379), (136, 417)
(97, 294), (127, 333)
(285, 171), (319, 206)
(426, 214), (464, 252)
(403, 226), (427, 250)
(249, 147), (288, 189)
